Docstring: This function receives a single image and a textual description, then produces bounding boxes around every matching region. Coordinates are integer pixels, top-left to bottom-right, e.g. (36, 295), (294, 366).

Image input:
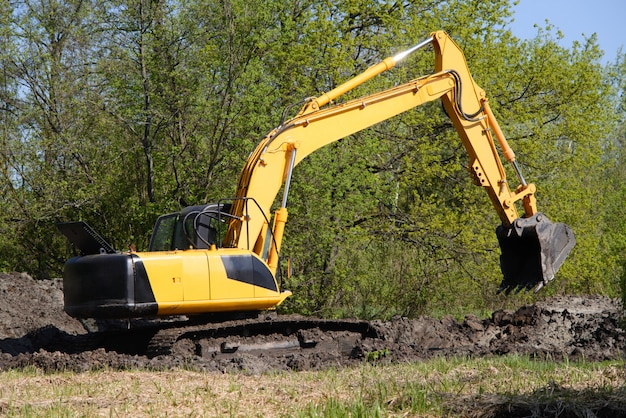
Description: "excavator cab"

(496, 213), (576, 294)
(149, 203), (232, 251)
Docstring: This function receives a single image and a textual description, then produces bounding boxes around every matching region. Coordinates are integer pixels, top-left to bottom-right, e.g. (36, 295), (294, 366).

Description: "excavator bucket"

(496, 213), (576, 294)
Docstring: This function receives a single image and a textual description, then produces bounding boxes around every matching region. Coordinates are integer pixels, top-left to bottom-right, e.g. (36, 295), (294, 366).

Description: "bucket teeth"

(496, 213), (575, 295)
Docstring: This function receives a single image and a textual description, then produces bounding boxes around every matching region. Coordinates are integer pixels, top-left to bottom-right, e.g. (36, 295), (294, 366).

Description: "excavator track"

(145, 315), (381, 359)
(28, 314), (384, 362)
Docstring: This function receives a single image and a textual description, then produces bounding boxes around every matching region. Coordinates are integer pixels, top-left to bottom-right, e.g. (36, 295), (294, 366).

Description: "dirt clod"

(0, 272), (623, 373)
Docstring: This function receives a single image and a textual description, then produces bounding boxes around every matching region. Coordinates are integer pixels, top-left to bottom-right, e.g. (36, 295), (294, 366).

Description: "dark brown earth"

(0, 272), (623, 375)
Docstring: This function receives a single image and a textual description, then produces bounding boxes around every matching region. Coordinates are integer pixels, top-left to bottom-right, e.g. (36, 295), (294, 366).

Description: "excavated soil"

(0, 272), (624, 374)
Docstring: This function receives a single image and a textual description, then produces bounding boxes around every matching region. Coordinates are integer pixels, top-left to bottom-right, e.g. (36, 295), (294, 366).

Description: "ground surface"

(0, 272), (623, 373)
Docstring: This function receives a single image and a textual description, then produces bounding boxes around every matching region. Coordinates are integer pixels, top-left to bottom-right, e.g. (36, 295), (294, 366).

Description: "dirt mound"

(0, 272), (623, 373)
(367, 295), (623, 362)
(0, 273), (85, 339)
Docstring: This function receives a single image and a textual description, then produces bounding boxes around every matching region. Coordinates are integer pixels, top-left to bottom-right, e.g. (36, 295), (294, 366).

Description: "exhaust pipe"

(496, 213), (576, 294)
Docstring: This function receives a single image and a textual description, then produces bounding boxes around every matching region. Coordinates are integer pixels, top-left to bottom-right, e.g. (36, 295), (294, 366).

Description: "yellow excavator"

(58, 31), (575, 319)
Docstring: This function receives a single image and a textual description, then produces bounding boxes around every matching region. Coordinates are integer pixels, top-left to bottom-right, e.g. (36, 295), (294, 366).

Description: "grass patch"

(0, 355), (623, 417)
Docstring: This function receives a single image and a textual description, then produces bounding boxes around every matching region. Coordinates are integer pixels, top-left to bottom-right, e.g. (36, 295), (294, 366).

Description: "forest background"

(0, 0), (625, 319)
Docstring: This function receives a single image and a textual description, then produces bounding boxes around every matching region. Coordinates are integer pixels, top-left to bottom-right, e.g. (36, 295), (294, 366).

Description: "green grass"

(298, 356), (626, 417)
(0, 355), (623, 417)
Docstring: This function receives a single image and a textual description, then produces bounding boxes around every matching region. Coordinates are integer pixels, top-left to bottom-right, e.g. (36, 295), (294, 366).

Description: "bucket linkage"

(496, 212), (576, 294)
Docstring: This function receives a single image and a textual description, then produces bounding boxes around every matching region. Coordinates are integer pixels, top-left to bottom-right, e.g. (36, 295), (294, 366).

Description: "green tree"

(603, 51), (626, 301)
(0, 0), (21, 271)
(0, 0), (111, 276)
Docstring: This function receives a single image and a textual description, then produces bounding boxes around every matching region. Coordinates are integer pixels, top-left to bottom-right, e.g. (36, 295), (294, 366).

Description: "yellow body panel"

(140, 252), (184, 303)
(206, 249), (254, 300)
(136, 248), (290, 315)
(182, 251), (210, 301)
(156, 295), (291, 315)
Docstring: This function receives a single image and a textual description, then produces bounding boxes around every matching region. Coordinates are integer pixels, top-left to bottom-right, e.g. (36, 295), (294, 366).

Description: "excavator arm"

(225, 30), (575, 293)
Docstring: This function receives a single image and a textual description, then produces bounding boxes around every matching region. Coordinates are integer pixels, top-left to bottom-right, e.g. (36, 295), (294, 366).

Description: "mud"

(0, 272), (623, 374)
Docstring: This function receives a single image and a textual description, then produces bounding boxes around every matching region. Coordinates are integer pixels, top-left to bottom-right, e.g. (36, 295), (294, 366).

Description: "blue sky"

(509, 0), (625, 63)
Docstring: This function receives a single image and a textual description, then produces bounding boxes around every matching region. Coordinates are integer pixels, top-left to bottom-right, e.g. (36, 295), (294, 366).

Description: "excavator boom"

(225, 30), (575, 293)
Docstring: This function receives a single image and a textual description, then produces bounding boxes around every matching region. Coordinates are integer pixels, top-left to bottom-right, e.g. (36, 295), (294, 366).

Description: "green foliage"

(0, 0), (623, 314)
(604, 51), (626, 304)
